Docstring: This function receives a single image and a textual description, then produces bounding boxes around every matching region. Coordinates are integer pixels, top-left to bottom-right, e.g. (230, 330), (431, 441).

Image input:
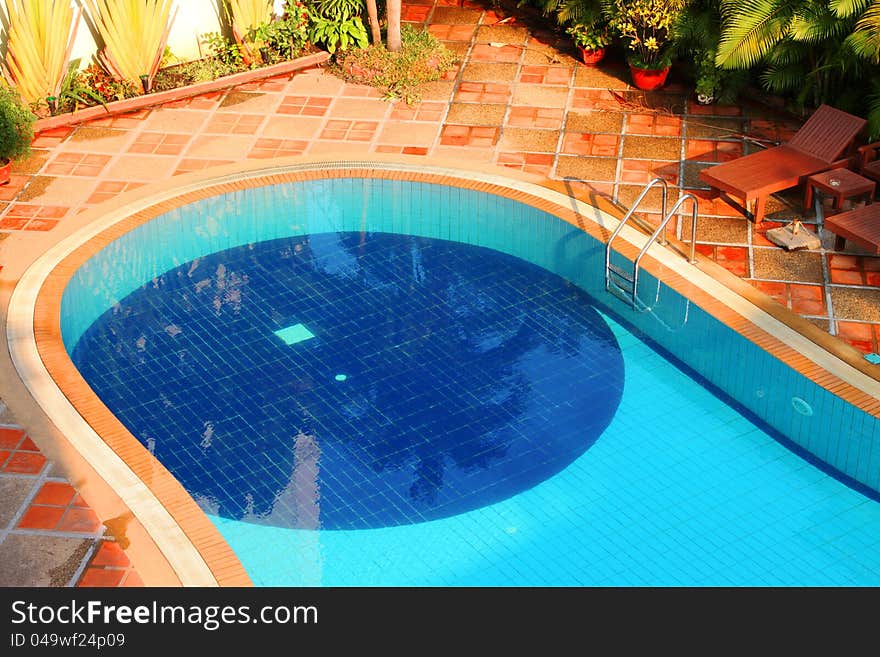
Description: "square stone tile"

(376, 122), (439, 146)
(475, 25), (529, 44)
(830, 287), (880, 322)
(431, 7), (481, 24)
(141, 108), (209, 133)
(0, 477), (35, 527)
(262, 115), (323, 139)
(446, 103), (507, 125)
(460, 62), (519, 82)
(65, 126), (132, 151)
(615, 184), (672, 212)
(574, 64), (630, 90)
(752, 248), (824, 283)
(622, 135), (681, 160)
(512, 84), (569, 108)
(185, 134), (256, 159)
(0, 534), (92, 586)
(498, 128), (559, 152)
(218, 91), (282, 113)
(685, 116), (746, 139)
(418, 80), (457, 101)
(105, 155), (175, 181)
(556, 156), (618, 181)
(566, 110), (623, 133)
(680, 215), (749, 244)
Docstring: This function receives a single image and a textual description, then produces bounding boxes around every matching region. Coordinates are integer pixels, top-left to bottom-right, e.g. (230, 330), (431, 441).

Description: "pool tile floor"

(1, 0), (879, 586)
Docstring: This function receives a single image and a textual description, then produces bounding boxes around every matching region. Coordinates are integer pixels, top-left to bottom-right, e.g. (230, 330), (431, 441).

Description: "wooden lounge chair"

(824, 203), (880, 254)
(699, 104), (867, 225)
(857, 140), (880, 198)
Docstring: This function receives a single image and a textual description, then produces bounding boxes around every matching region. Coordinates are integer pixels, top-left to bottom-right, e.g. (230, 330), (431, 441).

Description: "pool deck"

(1, 0), (879, 587)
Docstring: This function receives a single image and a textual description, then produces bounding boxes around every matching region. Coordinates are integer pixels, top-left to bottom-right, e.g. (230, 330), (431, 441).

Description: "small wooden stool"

(805, 168), (875, 212)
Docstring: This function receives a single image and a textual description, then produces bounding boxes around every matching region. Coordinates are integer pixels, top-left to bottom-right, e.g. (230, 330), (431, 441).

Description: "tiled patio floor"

(1, 0), (879, 586)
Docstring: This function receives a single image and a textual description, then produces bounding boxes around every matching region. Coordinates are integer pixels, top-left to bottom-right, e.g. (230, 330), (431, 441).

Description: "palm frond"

(829, 0), (869, 18)
(716, 0), (794, 69)
(790, 4), (852, 42)
(759, 61), (807, 93)
(866, 75), (880, 138)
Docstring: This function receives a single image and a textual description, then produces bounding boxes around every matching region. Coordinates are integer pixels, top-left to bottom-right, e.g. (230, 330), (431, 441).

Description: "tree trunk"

(386, 0), (402, 52)
(365, 0), (382, 45)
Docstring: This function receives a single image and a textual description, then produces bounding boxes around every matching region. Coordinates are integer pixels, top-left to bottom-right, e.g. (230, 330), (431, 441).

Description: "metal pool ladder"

(604, 178), (699, 324)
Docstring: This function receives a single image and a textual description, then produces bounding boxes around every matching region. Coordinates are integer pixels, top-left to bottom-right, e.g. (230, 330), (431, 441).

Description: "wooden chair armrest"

(828, 156), (855, 170)
(858, 141), (880, 167)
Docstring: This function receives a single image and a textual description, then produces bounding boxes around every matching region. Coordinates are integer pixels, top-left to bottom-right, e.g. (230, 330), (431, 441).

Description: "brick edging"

(33, 51), (331, 134)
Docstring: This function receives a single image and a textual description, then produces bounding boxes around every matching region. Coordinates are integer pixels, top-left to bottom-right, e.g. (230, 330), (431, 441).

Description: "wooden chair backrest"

(788, 104), (867, 163)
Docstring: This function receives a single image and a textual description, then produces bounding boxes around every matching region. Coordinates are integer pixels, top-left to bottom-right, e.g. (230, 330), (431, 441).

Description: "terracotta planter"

(0, 159), (10, 185)
(578, 46), (606, 66)
(629, 63), (671, 91)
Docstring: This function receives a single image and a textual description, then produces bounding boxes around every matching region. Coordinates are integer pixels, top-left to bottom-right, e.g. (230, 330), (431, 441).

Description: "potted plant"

(608, 0), (687, 90)
(0, 84), (36, 185)
(566, 22), (611, 66)
(694, 49), (721, 104)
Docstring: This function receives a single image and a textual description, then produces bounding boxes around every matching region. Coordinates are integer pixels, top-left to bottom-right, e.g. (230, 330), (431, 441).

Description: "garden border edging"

(33, 51), (330, 133)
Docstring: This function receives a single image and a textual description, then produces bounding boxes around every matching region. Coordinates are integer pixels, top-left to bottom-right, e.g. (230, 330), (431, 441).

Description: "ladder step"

(608, 263), (634, 283)
(607, 280), (633, 302)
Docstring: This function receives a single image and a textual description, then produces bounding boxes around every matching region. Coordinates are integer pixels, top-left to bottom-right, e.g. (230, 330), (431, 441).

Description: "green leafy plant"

(607, 0), (689, 68)
(715, 0), (879, 137)
(334, 24), (455, 101)
(248, 0), (311, 63)
(309, 14), (369, 54)
(309, 0), (368, 54)
(1, 0), (82, 105)
(566, 21), (612, 49)
(53, 59), (111, 114)
(0, 83), (36, 164)
(82, 63), (140, 103)
(81, 0), (178, 92)
(202, 31), (246, 71)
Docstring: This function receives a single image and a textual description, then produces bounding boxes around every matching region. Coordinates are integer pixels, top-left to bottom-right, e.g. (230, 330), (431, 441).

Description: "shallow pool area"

(12, 163), (879, 586)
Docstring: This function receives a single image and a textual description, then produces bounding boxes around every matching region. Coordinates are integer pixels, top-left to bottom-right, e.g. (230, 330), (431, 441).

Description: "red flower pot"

(0, 159), (10, 186)
(629, 64), (671, 91)
(578, 46), (606, 66)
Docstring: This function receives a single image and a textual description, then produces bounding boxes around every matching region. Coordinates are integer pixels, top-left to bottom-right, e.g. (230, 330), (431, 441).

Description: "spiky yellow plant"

(1, 0), (81, 104)
(227, 0), (273, 34)
(226, 0), (273, 62)
(82, 0), (178, 92)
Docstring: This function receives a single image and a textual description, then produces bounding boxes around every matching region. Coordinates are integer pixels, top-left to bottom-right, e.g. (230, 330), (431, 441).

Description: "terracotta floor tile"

(33, 481), (77, 506)
(3, 451), (46, 474)
(59, 507), (102, 533)
(78, 568), (126, 587)
(18, 505), (65, 530)
(0, 427), (24, 449)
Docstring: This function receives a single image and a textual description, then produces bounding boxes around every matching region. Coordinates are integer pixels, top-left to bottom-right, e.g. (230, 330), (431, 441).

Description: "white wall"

(68, 0), (224, 67)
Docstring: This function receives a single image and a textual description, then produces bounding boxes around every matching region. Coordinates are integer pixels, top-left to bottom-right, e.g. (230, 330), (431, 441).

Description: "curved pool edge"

(5, 155), (880, 587)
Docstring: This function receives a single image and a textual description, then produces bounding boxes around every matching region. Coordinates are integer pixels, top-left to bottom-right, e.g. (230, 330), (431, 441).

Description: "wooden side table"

(804, 168), (875, 212)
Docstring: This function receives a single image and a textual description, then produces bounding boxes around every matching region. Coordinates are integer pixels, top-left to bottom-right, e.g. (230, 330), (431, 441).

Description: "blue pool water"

(61, 176), (880, 585)
(71, 233), (624, 529)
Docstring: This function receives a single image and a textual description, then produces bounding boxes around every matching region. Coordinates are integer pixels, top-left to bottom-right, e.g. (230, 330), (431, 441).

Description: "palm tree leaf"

(790, 5), (851, 42)
(716, 0), (794, 69)
(829, 0), (869, 18)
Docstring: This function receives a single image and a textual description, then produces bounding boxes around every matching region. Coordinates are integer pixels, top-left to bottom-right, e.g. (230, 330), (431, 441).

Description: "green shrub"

(334, 25), (456, 102)
(0, 85), (36, 163)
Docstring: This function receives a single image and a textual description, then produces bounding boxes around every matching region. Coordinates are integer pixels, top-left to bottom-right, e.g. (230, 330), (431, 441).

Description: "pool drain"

(791, 396), (813, 417)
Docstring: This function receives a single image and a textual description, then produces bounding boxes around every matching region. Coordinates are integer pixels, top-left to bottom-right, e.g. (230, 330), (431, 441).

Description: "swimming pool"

(18, 162), (880, 585)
